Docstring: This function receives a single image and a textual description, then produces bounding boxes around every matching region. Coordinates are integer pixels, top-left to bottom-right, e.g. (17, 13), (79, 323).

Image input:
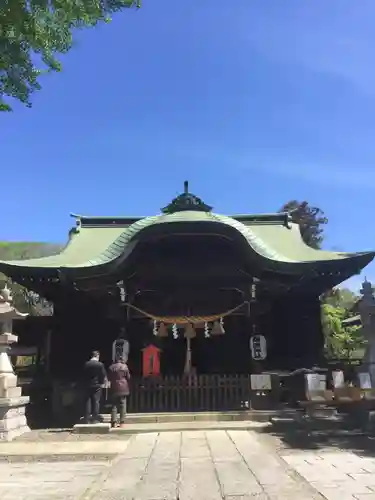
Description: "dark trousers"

(84, 387), (102, 423)
(111, 395), (127, 424)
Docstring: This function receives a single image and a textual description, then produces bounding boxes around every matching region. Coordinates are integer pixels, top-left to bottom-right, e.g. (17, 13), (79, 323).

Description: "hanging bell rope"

(211, 319), (225, 335)
(123, 301), (246, 324)
(184, 323), (196, 339)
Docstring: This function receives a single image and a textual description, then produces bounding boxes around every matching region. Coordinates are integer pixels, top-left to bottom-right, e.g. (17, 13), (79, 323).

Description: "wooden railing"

(127, 374), (252, 413)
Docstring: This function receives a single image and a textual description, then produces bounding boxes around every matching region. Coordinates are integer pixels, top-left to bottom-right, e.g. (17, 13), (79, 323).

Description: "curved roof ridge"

(70, 211), (290, 225)
(87, 211), (292, 266)
(0, 211), (373, 277)
(207, 213), (293, 263)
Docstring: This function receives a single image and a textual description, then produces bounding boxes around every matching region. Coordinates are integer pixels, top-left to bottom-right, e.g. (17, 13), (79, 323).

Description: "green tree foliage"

(279, 200), (328, 249)
(0, 241), (62, 314)
(0, 242), (62, 259)
(7, 281), (53, 316)
(279, 200), (364, 358)
(321, 289), (365, 359)
(280, 200), (365, 358)
(323, 287), (358, 311)
(0, 0), (140, 111)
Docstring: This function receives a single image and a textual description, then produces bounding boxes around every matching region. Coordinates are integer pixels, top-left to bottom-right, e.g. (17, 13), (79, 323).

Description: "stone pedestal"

(0, 333), (30, 441)
(0, 396), (30, 441)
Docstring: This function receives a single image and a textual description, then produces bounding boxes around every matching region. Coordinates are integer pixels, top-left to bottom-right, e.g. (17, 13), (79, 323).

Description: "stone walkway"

(0, 429), (375, 499)
(283, 451), (375, 500)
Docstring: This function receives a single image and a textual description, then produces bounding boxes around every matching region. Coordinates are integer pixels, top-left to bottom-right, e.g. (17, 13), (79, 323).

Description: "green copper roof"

(0, 211), (373, 273)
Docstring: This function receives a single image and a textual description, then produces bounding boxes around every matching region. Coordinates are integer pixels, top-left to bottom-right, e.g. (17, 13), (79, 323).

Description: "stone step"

(110, 420), (270, 434)
(73, 407), (351, 435)
(99, 409), (296, 424)
(0, 440), (131, 457)
(303, 407), (339, 419)
(73, 423), (111, 434)
(73, 419), (269, 435)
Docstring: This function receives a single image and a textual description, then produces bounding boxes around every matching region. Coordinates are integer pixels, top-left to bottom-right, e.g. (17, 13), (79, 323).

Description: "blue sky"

(2, 0), (375, 291)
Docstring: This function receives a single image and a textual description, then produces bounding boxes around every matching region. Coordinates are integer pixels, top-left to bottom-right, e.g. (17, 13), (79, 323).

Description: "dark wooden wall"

(24, 290), (324, 380)
(263, 293), (324, 369)
(126, 315), (252, 376)
(48, 296), (120, 379)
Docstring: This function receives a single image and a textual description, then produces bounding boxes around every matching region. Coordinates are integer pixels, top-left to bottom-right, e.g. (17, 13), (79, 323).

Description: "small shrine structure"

(0, 286), (30, 441)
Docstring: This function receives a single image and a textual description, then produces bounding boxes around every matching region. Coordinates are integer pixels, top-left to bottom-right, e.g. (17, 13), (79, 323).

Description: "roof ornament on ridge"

(161, 181), (213, 214)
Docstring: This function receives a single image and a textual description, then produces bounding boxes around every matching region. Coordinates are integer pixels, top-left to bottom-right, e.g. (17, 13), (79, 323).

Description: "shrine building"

(0, 183), (373, 415)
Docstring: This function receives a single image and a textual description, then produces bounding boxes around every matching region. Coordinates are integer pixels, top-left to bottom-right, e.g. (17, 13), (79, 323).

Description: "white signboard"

(250, 374), (272, 391)
(305, 373), (326, 392)
(332, 370), (345, 388)
(359, 372), (372, 389)
(250, 335), (267, 360)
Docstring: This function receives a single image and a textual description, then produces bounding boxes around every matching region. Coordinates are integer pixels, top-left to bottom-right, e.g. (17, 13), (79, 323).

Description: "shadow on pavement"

(254, 418), (375, 457)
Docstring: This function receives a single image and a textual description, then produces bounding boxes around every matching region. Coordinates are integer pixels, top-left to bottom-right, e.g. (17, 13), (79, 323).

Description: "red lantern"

(142, 344), (161, 377)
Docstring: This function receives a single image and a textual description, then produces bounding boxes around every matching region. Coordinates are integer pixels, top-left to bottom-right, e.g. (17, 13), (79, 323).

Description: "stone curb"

(73, 420), (270, 435)
(0, 453), (116, 462)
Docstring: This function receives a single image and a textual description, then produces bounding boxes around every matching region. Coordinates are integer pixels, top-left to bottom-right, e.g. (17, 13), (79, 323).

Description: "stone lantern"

(0, 286), (30, 441)
(358, 279), (375, 384)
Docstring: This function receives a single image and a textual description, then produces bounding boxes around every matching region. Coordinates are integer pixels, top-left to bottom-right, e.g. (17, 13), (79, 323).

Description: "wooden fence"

(127, 374), (252, 413)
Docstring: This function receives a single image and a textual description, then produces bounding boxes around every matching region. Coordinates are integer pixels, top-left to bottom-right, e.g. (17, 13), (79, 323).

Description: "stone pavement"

(1, 429), (375, 499)
(0, 461), (109, 500)
(283, 450), (375, 500)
